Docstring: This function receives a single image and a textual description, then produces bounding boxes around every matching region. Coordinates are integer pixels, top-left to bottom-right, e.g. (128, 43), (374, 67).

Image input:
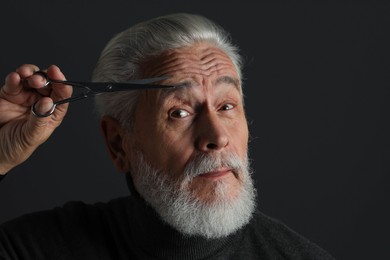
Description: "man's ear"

(100, 116), (131, 173)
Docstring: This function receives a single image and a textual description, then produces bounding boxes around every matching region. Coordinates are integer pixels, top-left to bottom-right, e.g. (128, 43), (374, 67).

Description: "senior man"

(0, 13), (335, 259)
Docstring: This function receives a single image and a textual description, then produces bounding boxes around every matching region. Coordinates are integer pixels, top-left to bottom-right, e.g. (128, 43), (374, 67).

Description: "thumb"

(31, 97), (56, 118)
(25, 97), (56, 144)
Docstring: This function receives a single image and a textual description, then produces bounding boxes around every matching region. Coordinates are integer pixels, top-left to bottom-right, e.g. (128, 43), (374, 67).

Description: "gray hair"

(92, 13), (243, 130)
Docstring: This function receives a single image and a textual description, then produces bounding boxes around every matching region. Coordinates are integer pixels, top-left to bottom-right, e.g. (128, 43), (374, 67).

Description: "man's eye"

(170, 109), (190, 118)
(221, 103), (234, 111)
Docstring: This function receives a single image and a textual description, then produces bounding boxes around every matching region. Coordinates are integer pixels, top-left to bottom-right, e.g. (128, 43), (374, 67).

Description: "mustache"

(183, 152), (246, 180)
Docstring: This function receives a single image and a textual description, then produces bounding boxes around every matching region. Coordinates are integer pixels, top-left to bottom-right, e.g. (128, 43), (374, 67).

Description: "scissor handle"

(31, 101), (57, 117)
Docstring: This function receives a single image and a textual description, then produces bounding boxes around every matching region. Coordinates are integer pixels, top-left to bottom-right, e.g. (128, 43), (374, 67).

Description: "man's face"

(128, 43), (249, 203)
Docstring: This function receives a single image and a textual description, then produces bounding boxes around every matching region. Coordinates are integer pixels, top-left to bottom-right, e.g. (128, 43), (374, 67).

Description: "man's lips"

(198, 168), (232, 179)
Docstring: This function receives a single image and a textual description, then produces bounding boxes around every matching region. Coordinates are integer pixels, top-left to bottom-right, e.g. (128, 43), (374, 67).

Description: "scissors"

(30, 71), (174, 117)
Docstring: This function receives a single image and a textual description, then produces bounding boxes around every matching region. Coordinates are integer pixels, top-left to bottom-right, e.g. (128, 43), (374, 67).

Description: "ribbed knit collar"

(125, 174), (244, 260)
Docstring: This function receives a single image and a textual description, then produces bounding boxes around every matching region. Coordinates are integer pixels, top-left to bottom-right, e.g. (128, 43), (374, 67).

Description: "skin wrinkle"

(152, 58), (231, 78)
(1, 122), (31, 167)
(0, 104), (26, 125)
(100, 39), (256, 238)
(0, 64), (70, 175)
(128, 43), (247, 203)
(141, 46), (234, 78)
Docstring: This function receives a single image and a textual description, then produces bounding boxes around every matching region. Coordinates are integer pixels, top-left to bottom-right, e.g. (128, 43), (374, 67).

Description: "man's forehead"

(140, 43), (239, 78)
(139, 43), (242, 103)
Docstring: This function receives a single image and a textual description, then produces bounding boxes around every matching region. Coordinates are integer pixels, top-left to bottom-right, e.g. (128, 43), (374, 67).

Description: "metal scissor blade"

(108, 82), (174, 91)
(124, 76), (171, 84)
(70, 76), (173, 92)
(79, 82), (174, 93)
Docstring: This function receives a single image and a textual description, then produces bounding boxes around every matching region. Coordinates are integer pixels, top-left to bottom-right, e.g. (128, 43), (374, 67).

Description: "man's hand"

(0, 64), (72, 175)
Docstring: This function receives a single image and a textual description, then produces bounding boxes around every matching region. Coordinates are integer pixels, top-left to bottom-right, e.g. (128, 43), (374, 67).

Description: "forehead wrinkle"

(144, 48), (203, 77)
(139, 54), (181, 77)
(143, 44), (236, 77)
(143, 43), (241, 104)
(156, 53), (237, 78)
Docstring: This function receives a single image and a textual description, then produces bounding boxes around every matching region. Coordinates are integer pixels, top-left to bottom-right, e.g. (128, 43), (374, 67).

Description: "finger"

(25, 72), (47, 89)
(1, 64), (42, 98)
(32, 97), (54, 117)
(25, 97), (56, 144)
(15, 64), (40, 78)
(47, 65), (72, 121)
(47, 65), (72, 101)
(1, 71), (40, 105)
(17, 64), (47, 90)
(47, 65), (65, 81)
(26, 65), (65, 94)
(1, 72), (23, 97)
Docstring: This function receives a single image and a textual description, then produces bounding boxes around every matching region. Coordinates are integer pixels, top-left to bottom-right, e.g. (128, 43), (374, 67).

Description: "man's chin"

(185, 172), (243, 204)
(131, 150), (256, 238)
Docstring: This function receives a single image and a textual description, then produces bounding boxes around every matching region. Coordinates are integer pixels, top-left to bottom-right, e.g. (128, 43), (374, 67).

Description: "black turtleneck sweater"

(0, 177), (336, 259)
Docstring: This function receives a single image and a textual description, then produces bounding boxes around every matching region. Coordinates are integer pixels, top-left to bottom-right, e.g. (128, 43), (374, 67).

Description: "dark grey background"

(1, 1), (389, 259)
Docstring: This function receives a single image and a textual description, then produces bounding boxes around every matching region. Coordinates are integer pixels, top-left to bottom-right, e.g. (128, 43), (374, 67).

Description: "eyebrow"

(159, 80), (196, 98)
(215, 76), (241, 92)
(171, 81), (197, 89)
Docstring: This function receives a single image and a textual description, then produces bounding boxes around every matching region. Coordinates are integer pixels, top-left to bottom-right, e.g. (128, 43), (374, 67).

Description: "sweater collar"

(125, 174), (244, 260)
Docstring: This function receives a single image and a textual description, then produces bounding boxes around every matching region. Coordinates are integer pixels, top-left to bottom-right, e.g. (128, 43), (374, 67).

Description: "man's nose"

(195, 110), (229, 152)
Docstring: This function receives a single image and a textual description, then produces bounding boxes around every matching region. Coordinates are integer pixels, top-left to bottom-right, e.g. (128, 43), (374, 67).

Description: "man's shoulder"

(1, 196), (131, 227)
(241, 210), (336, 260)
(0, 197), (132, 259)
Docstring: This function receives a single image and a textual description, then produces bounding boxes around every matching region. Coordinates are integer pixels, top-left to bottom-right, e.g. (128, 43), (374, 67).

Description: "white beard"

(130, 151), (256, 239)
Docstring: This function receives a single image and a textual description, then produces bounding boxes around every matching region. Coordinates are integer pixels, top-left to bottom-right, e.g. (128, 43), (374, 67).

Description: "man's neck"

(125, 174), (244, 259)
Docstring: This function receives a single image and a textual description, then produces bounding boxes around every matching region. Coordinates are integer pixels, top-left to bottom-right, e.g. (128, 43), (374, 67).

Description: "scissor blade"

(108, 82), (175, 91)
(124, 76), (170, 84)
(85, 76), (174, 92)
